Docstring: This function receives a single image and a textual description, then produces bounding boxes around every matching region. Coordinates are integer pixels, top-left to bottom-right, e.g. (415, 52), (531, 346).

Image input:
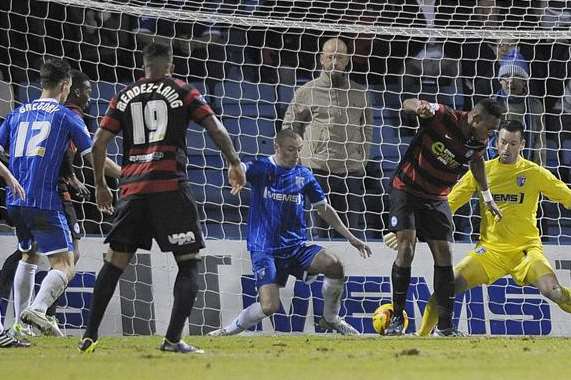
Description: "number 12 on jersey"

(14, 121), (51, 157)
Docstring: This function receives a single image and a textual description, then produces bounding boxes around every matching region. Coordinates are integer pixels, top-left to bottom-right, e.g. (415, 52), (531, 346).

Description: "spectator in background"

(539, 1), (571, 29)
(134, 13), (226, 109)
(487, 47), (546, 165)
(246, 0), (318, 84)
(283, 38), (373, 239)
(64, 7), (134, 82)
(402, 42), (462, 108)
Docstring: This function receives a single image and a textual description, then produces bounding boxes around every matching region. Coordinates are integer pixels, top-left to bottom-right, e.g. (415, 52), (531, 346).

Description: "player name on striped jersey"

(116, 82), (183, 111)
(18, 102), (60, 114)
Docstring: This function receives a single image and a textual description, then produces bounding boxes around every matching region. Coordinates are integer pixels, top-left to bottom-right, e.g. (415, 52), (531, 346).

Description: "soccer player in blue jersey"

(209, 129), (372, 336)
(0, 59), (93, 337)
(0, 70), (121, 339)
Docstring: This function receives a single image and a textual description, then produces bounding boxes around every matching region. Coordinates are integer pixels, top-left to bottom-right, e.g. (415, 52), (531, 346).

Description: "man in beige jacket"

(283, 38), (373, 238)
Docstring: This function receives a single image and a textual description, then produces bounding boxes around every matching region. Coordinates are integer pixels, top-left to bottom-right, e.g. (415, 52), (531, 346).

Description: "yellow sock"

(417, 296), (439, 336)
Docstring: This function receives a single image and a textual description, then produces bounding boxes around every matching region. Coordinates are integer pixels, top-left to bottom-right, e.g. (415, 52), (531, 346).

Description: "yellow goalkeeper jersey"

(448, 157), (571, 251)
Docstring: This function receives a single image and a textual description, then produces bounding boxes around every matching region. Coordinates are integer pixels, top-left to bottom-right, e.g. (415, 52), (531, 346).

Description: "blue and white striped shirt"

(244, 156), (326, 253)
(0, 98), (92, 210)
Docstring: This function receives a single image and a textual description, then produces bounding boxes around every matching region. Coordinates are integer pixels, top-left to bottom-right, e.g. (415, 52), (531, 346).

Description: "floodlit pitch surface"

(2, 336), (569, 380)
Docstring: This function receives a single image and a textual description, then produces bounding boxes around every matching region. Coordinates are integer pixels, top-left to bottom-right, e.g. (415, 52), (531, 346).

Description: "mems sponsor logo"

(263, 187), (302, 204)
(492, 193), (525, 204)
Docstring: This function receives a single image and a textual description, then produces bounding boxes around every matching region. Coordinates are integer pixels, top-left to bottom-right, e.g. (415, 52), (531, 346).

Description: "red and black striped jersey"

(57, 103), (82, 198)
(100, 76), (213, 197)
(391, 104), (486, 200)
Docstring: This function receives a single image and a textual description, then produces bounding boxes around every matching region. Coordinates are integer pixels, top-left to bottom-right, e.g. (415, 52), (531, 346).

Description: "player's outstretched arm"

(537, 166), (571, 209)
(403, 98), (437, 119)
(200, 115), (245, 194)
(470, 156), (502, 220)
(92, 128), (115, 214)
(316, 203), (372, 258)
(0, 162), (24, 200)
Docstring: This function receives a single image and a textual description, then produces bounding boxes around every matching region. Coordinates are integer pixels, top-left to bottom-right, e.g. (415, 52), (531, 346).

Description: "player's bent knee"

(177, 259), (199, 286)
(48, 252), (76, 280)
(323, 259), (344, 279)
(21, 251), (40, 265)
(105, 249), (134, 270)
(261, 300), (281, 316)
(396, 247), (415, 267)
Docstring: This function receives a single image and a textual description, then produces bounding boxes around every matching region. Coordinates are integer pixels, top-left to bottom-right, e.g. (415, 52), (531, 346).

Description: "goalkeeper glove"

(383, 232), (398, 251)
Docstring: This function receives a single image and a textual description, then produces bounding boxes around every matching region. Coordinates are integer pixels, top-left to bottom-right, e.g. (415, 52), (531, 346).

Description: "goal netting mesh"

(1, 0), (571, 336)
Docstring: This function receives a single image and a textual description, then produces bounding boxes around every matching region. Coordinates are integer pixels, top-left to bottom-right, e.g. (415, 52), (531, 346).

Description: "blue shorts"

(7, 206), (74, 256)
(251, 244), (324, 288)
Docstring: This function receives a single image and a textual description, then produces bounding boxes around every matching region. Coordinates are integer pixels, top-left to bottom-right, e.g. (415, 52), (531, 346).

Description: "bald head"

(320, 38), (349, 77)
(322, 38), (347, 54)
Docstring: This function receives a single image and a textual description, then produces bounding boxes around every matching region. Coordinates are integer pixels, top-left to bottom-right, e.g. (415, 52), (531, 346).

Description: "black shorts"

(105, 182), (205, 254)
(388, 188), (453, 242)
(62, 199), (81, 241)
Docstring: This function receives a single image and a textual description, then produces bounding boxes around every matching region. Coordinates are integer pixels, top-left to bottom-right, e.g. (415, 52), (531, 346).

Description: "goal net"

(1, 0), (571, 336)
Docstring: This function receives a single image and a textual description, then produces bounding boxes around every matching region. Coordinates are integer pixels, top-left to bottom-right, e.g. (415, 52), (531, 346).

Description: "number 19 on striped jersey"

(131, 100), (168, 145)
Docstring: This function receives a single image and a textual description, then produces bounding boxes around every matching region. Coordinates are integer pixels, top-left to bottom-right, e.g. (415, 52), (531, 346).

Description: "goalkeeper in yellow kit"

(387, 120), (571, 335)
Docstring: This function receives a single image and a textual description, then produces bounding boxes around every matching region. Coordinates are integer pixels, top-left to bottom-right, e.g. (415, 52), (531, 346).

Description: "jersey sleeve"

(242, 160), (264, 186)
(304, 171), (326, 206)
(0, 113), (11, 152)
(183, 84), (214, 123)
(448, 168), (478, 213)
(69, 115), (93, 156)
(99, 96), (123, 134)
(538, 166), (571, 208)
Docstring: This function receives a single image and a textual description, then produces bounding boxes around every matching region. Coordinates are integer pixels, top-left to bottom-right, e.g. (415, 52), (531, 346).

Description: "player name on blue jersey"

(244, 156), (326, 253)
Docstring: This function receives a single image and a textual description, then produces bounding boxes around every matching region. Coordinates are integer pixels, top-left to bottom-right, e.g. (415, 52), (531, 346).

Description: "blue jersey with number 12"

(0, 98), (92, 210)
(245, 156), (326, 253)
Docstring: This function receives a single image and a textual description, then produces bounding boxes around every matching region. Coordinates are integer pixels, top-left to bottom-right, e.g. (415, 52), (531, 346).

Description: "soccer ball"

(372, 303), (409, 335)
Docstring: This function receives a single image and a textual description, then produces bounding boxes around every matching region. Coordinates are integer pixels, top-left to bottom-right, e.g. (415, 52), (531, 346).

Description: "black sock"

(434, 265), (455, 330)
(83, 261), (123, 341)
(391, 263), (411, 318)
(0, 250), (23, 300)
(165, 260), (199, 343)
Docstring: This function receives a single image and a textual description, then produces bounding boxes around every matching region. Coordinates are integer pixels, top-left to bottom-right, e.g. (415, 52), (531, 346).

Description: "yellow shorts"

(456, 244), (555, 287)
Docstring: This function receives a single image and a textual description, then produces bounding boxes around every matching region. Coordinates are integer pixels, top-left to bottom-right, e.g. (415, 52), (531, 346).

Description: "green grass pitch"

(2, 335), (569, 380)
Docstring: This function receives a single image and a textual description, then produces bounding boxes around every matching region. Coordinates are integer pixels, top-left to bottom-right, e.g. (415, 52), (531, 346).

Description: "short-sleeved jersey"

(0, 98), (92, 210)
(392, 104), (486, 200)
(100, 77), (214, 198)
(449, 157), (571, 251)
(245, 156), (326, 253)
